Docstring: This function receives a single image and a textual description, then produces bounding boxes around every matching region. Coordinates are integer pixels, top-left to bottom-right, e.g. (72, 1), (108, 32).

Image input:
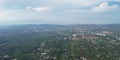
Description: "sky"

(0, 0), (120, 25)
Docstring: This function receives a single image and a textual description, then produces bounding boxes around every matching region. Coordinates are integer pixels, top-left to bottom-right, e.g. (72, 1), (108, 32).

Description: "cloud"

(27, 6), (51, 13)
(0, 10), (15, 23)
(70, 2), (119, 13)
(50, 0), (120, 8)
(0, 9), (45, 24)
(70, 9), (89, 13)
(0, 0), (120, 9)
(0, 6), (52, 24)
(0, 0), (120, 24)
(91, 2), (118, 12)
(52, 0), (100, 7)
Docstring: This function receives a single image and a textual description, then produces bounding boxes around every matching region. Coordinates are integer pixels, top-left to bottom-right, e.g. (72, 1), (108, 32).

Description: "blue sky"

(0, 0), (120, 24)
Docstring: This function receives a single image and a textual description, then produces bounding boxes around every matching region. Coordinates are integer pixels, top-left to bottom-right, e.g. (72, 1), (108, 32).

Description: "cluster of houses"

(63, 31), (113, 41)
(71, 33), (97, 41)
(0, 55), (17, 60)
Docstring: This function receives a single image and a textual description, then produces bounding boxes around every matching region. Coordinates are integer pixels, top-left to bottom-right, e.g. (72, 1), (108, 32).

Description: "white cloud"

(51, 0), (101, 7)
(50, 0), (120, 7)
(27, 6), (51, 13)
(0, 0), (120, 24)
(91, 2), (118, 12)
(70, 9), (89, 13)
(70, 2), (119, 13)
(0, 10), (15, 23)
(0, 6), (51, 24)
(0, 9), (45, 24)
(0, 0), (120, 8)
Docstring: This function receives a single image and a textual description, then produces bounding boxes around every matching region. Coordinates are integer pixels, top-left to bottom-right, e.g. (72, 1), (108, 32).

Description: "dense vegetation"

(0, 24), (120, 60)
